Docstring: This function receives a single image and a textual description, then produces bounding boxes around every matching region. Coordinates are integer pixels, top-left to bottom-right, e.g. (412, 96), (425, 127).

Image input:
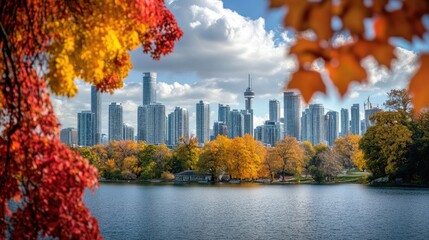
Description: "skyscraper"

(138, 103), (166, 144)
(269, 99), (280, 122)
(301, 108), (311, 142)
(310, 104), (324, 146)
(351, 104), (360, 135)
(284, 91), (301, 140)
(364, 107), (382, 134)
(325, 111), (339, 146)
(228, 109), (244, 138)
(60, 127), (77, 145)
(218, 104), (230, 123)
(254, 121), (283, 146)
(213, 121), (228, 138)
(143, 72), (157, 105)
(137, 106), (147, 142)
(242, 110), (253, 136)
(167, 112), (175, 146)
(91, 86), (102, 145)
(340, 108), (349, 137)
(169, 107), (189, 145)
(196, 100), (210, 144)
(77, 111), (95, 146)
(243, 75), (254, 136)
(122, 124), (134, 141)
(109, 102), (123, 142)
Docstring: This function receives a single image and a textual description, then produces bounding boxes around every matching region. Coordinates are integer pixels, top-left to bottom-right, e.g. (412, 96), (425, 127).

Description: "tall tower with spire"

(244, 74), (254, 111)
(243, 74), (254, 136)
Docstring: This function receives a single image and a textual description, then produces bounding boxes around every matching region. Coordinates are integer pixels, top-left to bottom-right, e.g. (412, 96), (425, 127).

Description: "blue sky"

(53, 0), (423, 135)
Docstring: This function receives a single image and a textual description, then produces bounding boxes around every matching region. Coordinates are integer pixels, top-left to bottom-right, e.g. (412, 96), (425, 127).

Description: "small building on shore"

(174, 170), (212, 183)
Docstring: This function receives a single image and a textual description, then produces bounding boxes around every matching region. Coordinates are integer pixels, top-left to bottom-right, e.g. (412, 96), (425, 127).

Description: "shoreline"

(97, 178), (429, 188)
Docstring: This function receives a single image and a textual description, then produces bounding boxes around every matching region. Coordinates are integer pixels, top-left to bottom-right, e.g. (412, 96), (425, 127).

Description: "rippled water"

(84, 183), (429, 240)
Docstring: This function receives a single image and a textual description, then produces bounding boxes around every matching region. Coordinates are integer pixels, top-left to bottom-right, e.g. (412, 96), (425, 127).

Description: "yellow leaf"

(286, 70), (326, 103)
(409, 54), (429, 114)
(327, 50), (367, 96)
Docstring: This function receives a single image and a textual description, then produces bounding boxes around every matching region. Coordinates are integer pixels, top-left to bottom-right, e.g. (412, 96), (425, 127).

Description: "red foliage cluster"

(0, 0), (182, 238)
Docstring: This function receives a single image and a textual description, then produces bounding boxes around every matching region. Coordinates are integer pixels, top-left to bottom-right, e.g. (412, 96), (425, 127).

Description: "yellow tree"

(334, 134), (364, 169)
(243, 134), (266, 179)
(264, 147), (282, 181)
(270, 0), (429, 114)
(197, 135), (232, 178)
(274, 137), (304, 181)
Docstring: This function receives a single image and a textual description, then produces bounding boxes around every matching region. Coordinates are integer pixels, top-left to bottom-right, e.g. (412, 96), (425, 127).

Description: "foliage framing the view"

(270, 0), (429, 113)
(0, 0), (182, 238)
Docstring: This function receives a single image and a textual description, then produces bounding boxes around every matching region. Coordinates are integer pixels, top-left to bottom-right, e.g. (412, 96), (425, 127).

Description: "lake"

(84, 183), (429, 240)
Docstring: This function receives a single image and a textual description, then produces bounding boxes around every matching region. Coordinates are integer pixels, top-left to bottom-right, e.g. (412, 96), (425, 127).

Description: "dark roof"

(175, 170), (197, 176)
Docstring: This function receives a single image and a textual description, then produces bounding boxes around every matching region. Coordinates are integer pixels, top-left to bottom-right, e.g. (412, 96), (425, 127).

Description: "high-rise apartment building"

(167, 107), (189, 145)
(310, 104), (324, 146)
(284, 91), (301, 140)
(228, 109), (244, 138)
(254, 121), (284, 147)
(108, 102), (123, 142)
(242, 110), (253, 136)
(218, 104), (230, 123)
(363, 107), (382, 135)
(301, 108), (311, 142)
(340, 108), (349, 137)
(143, 72), (157, 105)
(77, 111), (95, 146)
(91, 86), (102, 145)
(122, 124), (134, 141)
(213, 121), (228, 138)
(60, 127), (77, 145)
(351, 104), (360, 135)
(325, 111), (339, 146)
(196, 100), (210, 144)
(137, 103), (166, 144)
(269, 99), (280, 122)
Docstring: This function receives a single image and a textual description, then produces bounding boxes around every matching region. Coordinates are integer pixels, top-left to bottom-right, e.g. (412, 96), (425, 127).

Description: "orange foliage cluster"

(0, 0), (181, 238)
(270, 0), (429, 113)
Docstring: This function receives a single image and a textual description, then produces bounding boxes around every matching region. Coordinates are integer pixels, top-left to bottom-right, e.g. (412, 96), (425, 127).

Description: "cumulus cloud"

(51, 0), (420, 136)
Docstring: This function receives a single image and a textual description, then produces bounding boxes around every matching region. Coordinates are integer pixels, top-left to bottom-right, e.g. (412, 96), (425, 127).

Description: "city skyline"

(53, 0), (419, 136)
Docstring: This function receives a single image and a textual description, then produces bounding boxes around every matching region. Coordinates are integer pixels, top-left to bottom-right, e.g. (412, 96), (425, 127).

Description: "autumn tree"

(270, 0), (429, 114)
(273, 137), (304, 181)
(334, 134), (364, 169)
(197, 136), (231, 179)
(263, 148), (282, 182)
(171, 137), (200, 173)
(383, 89), (412, 114)
(359, 112), (413, 179)
(0, 0), (182, 238)
(318, 148), (343, 182)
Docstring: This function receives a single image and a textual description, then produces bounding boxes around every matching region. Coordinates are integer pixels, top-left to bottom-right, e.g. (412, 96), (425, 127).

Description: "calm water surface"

(84, 183), (429, 240)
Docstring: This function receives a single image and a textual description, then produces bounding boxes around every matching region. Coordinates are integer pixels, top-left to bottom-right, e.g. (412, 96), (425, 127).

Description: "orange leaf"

(371, 0), (388, 13)
(353, 40), (371, 59)
(284, 1), (311, 31)
(389, 10), (413, 41)
(269, 0), (288, 8)
(286, 70), (326, 103)
(327, 51), (367, 96)
(342, 0), (368, 36)
(309, 0), (333, 41)
(374, 15), (389, 42)
(290, 38), (322, 65)
(371, 42), (395, 68)
(409, 54), (429, 114)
